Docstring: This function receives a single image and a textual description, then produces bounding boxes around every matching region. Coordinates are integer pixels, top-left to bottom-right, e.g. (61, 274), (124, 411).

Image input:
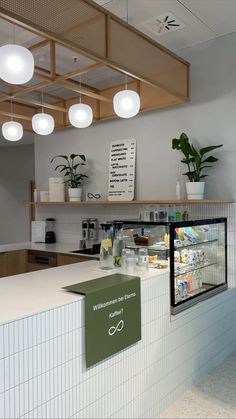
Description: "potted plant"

(172, 133), (222, 199)
(50, 153), (88, 201)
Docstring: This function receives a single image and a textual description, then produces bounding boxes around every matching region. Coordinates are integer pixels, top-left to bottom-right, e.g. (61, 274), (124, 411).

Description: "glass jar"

(138, 247), (149, 273)
(99, 223), (113, 270)
(113, 222), (124, 267)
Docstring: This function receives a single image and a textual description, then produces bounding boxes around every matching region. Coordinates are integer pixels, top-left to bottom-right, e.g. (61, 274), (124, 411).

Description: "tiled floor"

(159, 350), (236, 419)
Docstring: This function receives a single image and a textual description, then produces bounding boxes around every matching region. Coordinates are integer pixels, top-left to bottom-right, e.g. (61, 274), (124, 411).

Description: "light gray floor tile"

(159, 350), (236, 418)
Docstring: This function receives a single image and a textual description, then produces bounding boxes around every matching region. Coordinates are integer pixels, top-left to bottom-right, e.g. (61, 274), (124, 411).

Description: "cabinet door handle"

(34, 256), (49, 264)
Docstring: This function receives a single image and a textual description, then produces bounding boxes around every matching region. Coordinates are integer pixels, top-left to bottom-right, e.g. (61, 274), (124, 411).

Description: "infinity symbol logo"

(87, 192), (101, 199)
(108, 320), (124, 336)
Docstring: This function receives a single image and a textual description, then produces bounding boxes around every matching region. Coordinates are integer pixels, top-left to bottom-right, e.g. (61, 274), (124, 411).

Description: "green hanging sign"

(63, 273), (141, 367)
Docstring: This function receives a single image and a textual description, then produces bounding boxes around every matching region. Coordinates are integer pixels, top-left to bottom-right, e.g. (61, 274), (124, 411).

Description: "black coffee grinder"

(45, 218), (56, 243)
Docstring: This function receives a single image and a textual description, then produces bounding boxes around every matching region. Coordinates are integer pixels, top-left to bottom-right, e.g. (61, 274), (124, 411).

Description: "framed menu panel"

(108, 139), (136, 201)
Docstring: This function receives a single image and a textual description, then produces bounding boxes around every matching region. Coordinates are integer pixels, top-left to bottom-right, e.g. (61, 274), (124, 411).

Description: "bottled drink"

(143, 207), (150, 221)
(167, 205), (175, 222)
(175, 206), (182, 221)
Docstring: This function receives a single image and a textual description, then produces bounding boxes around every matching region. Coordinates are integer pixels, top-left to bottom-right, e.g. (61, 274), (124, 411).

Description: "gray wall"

(0, 145), (35, 244)
(35, 33), (236, 200)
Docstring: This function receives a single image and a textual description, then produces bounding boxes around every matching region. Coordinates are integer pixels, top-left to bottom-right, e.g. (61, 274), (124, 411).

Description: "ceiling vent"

(142, 12), (185, 36)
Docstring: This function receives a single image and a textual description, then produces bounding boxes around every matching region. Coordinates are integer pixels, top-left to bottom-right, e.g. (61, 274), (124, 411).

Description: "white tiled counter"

(0, 262), (236, 418)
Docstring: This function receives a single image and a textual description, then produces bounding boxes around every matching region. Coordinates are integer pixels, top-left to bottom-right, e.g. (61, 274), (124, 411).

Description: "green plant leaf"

(199, 175), (208, 178)
(199, 144), (223, 156)
(180, 132), (189, 140)
(59, 167), (69, 173)
(183, 171), (196, 181)
(180, 138), (192, 157)
(172, 138), (180, 150)
(181, 157), (195, 164)
(64, 171), (72, 176)
(202, 156), (218, 163)
(200, 165), (213, 170)
(70, 153), (86, 161)
(72, 163), (85, 171)
(50, 155), (68, 163)
(54, 164), (67, 171)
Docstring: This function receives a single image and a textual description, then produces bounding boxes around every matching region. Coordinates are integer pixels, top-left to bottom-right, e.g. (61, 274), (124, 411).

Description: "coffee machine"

(45, 218), (56, 243)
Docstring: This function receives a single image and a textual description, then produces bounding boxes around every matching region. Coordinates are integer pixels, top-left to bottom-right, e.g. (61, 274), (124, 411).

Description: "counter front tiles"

(0, 261), (235, 419)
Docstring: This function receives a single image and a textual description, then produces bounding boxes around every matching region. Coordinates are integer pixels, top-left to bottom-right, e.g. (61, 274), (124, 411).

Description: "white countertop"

(0, 260), (168, 325)
(0, 241), (98, 257)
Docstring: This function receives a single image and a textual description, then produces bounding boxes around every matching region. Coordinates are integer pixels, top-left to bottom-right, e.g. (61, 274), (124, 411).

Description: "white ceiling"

(95, 0), (236, 51)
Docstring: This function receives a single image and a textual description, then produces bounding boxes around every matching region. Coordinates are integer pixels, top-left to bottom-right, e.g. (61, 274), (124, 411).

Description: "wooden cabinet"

(27, 250), (57, 272)
(0, 253), (7, 278)
(0, 250), (27, 278)
(7, 250), (27, 276)
(0, 249), (97, 277)
(57, 254), (93, 266)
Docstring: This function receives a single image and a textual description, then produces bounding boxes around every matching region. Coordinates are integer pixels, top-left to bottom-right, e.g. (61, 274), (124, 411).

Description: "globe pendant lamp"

(32, 113), (55, 135)
(2, 120), (23, 141)
(113, 88), (140, 118)
(0, 44), (34, 85)
(68, 103), (93, 128)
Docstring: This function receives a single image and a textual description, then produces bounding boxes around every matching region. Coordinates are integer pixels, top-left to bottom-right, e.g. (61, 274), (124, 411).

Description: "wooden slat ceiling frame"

(0, 0), (190, 130)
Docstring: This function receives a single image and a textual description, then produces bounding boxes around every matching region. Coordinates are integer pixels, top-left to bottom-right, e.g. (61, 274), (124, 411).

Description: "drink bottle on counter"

(99, 223), (113, 269)
(113, 222), (124, 267)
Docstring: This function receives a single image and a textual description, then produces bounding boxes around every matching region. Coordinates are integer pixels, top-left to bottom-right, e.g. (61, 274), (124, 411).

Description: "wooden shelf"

(29, 199), (233, 206)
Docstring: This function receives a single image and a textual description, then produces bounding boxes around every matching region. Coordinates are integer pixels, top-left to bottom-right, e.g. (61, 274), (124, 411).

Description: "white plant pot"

(186, 182), (205, 200)
(68, 187), (82, 202)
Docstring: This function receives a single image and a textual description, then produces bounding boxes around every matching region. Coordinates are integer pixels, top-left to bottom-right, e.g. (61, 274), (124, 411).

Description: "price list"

(108, 139), (136, 201)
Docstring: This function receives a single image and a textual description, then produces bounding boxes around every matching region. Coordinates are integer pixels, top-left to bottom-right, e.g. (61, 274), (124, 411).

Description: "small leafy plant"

(172, 132), (223, 182)
(50, 154), (88, 188)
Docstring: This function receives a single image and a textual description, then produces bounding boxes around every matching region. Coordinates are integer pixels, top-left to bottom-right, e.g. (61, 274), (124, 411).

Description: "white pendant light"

(113, 0), (140, 119)
(113, 89), (140, 118)
(32, 113), (55, 135)
(2, 120), (23, 141)
(68, 103), (93, 128)
(0, 44), (34, 85)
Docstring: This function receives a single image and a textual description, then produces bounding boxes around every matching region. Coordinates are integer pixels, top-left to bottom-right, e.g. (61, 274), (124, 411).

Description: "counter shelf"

(115, 218), (227, 314)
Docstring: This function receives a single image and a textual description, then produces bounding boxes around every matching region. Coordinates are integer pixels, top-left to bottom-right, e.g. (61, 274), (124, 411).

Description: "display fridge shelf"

(174, 238), (218, 250)
(176, 283), (214, 303)
(175, 261), (217, 277)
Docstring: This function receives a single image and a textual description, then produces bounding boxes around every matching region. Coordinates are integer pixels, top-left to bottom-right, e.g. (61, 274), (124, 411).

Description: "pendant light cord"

(41, 88), (44, 113)
(11, 99), (13, 121)
(13, 24), (16, 44)
(125, 0), (129, 90)
(79, 75), (82, 103)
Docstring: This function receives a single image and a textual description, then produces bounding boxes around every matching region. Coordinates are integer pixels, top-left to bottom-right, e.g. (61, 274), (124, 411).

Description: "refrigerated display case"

(114, 218), (227, 314)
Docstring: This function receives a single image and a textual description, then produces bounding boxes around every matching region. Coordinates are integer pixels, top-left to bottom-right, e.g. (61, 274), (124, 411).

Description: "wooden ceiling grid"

(0, 0), (190, 132)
